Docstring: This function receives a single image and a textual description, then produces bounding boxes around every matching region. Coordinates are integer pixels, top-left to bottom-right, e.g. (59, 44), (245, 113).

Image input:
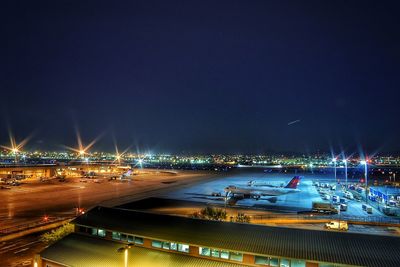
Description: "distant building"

(35, 206), (400, 267)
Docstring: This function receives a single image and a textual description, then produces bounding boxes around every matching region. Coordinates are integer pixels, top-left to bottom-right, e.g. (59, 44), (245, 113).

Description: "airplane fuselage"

(224, 186), (300, 197)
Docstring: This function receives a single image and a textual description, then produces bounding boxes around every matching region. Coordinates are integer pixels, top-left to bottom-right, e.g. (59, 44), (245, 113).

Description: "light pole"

(360, 160), (368, 204)
(343, 159), (348, 190)
(332, 158), (337, 184)
(117, 243), (133, 267)
(125, 249), (128, 267)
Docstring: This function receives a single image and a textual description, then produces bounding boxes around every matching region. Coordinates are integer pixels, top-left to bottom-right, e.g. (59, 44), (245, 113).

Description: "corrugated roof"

(72, 206), (400, 267)
(41, 233), (250, 267)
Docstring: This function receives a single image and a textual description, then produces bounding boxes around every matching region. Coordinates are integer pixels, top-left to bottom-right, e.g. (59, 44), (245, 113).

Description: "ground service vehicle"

(325, 221), (348, 231)
(312, 202), (338, 214)
(344, 191), (354, 200)
(367, 207), (373, 214)
(332, 195), (340, 203)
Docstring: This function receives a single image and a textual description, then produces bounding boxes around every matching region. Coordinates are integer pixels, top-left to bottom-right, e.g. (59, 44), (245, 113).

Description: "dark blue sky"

(1, 0), (399, 154)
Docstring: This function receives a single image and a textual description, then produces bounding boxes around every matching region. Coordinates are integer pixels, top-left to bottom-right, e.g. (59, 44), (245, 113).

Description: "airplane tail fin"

(285, 176), (300, 189)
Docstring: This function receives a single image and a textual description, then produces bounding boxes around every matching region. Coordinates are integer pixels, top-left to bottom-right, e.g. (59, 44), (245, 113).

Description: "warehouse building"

(36, 206), (400, 267)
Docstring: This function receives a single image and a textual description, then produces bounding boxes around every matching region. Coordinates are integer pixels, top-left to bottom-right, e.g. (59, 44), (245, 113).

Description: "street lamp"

(360, 160), (368, 204)
(117, 243), (133, 267)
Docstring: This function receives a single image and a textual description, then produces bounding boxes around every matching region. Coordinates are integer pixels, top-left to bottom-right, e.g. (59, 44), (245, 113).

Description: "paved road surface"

(0, 169), (221, 230)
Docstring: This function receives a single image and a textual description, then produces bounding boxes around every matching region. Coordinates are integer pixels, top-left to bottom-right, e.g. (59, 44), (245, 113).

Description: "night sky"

(2, 1), (400, 154)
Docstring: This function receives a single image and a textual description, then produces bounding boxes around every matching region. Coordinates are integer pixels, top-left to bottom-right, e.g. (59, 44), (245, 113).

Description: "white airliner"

(224, 176), (301, 197)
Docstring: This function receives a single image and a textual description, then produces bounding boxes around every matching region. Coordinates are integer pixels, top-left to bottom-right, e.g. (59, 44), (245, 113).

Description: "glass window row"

(79, 227), (144, 246)
(80, 226), (307, 267)
(152, 240), (189, 253)
(255, 255), (306, 267)
(199, 247), (243, 262)
(112, 231), (144, 245)
(78, 226), (106, 237)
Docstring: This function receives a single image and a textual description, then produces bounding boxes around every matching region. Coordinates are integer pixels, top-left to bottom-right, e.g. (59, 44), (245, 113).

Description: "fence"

(249, 213), (400, 225)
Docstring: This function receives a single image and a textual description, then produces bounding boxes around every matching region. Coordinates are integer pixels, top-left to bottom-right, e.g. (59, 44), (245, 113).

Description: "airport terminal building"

(36, 206), (400, 267)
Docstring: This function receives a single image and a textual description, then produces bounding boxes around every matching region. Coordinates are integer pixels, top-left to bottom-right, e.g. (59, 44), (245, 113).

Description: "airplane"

(185, 176), (301, 206)
(224, 176), (301, 198)
(120, 169), (133, 180)
(108, 169), (134, 181)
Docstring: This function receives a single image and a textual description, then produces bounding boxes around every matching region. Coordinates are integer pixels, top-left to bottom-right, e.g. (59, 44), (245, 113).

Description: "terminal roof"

(41, 233), (249, 267)
(73, 206), (400, 267)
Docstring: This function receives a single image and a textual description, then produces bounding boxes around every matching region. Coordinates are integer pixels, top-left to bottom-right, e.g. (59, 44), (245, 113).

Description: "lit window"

(230, 252), (243, 262)
(178, 244), (189, 253)
(152, 240), (162, 248)
(170, 242), (178, 250)
(221, 250), (230, 259)
(135, 237), (144, 245)
(120, 234), (127, 241)
(112, 232), (121, 240)
(255, 256), (269, 265)
(280, 259), (290, 267)
(270, 258), (279, 267)
(211, 249), (220, 258)
(127, 235), (134, 242)
(91, 228), (97, 236)
(163, 242), (170, 250)
(98, 229), (106, 237)
(199, 247), (211, 256)
(291, 260), (306, 267)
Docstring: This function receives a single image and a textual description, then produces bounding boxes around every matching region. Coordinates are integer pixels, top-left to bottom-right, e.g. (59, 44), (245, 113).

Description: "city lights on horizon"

(0, 128), (399, 168)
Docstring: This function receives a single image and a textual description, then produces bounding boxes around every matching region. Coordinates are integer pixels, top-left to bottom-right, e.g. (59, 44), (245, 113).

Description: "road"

(0, 169), (221, 231)
(0, 233), (46, 267)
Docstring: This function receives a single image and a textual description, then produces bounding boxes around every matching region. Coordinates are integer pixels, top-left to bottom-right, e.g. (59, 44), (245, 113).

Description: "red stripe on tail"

(285, 176), (300, 189)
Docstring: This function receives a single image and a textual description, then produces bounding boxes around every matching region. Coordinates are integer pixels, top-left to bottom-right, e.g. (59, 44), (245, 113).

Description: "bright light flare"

(1, 130), (33, 154)
(360, 160), (367, 165)
(64, 130), (104, 157)
(112, 138), (131, 164)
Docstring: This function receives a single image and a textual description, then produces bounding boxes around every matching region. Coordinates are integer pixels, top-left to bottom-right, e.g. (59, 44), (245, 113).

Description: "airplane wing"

(185, 193), (226, 201)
